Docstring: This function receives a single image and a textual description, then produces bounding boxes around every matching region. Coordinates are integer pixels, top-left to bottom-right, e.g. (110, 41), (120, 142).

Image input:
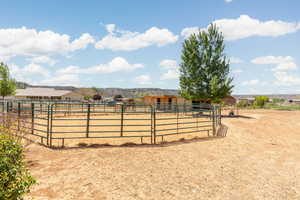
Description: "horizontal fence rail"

(0, 101), (222, 148)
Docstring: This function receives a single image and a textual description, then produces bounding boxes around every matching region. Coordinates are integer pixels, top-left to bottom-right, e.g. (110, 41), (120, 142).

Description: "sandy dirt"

(33, 111), (213, 147)
(24, 110), (300, 200)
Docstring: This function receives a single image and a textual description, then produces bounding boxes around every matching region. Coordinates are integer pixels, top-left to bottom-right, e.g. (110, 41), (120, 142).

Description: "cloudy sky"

(1, 0), (300, 94)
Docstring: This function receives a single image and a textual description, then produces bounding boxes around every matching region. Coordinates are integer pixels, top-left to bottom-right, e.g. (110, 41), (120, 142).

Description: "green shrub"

(272, 98), (285, 104)
(254, 96), (269, 108)
(84, 96), (91, 101)
(0, 128), (35, 200)
(237, 99), (250, 108)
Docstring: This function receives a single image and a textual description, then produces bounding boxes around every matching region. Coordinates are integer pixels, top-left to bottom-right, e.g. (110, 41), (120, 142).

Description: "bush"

(0, 128), (35, 199)
(272, 98), (285, 104)
(237, 99), (250, 108)
(254, 96), (269, 108)
(84, 96), (91, 101)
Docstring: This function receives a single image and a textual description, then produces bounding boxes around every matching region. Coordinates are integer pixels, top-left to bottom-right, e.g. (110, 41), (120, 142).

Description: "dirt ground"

(33, 111), (213, 147)
(24, 110), (300, 200)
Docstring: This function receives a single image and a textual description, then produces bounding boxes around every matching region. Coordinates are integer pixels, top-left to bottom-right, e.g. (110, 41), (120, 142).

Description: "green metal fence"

(0, 101), (222, 148)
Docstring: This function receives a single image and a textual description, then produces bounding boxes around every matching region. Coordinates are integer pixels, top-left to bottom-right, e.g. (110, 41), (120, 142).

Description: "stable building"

(143, 95), (192, 110)
(15, 88), (84, 101)
(143, 95), (191, 105)
(222, 96), (237, 105)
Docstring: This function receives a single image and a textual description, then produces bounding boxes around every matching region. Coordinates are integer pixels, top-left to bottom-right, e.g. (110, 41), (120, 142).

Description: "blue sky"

(1, 0), (300, 94)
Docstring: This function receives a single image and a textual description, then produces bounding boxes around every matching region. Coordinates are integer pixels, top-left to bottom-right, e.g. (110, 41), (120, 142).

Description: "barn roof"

(16, 88), (72, 97)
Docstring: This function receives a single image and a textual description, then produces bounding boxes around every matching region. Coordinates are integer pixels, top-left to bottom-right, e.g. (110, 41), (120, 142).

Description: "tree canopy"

(179, 24), (233, 103)
(0, 63), (16, 99)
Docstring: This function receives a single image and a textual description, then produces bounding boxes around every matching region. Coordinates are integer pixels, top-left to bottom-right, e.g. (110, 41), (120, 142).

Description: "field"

(24, 109), (300, 200)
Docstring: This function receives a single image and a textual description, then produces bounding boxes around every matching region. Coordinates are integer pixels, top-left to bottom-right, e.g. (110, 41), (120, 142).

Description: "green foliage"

(272, 98), (285, 104)
(0, 63), (16, 98)
(84, 96), (91, 100)
(265, 103), (300, 111)
(254, 96), (269, 108)
(0, 129), (36, 199)
(237, 99), (251, 108)
(179, 24), (233, 103)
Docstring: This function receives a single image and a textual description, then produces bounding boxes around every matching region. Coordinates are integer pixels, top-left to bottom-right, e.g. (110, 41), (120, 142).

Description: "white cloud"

(39, 74), (80, 86)
(0, 27), (95, 59)
(241, 79), (259, 86)
(23, 63), (50, 77)
(159, 59), (180, 80)
(232, 69), (243, 74)
(134, 75), (152, 85)
(8, 63), (49, 79)
(95, 25), (178, 51)
(252, 56), (294, 65)
(28, 56), (57, 66)
(0, 55), (11, 62)
(224, 0), (233, 3)
(83, 57), (143, 73)
(70, 33), (95, 50)
(251, 56), (298, 71)
(181, 15), (300, 40)
(230, 57), (244, 64)
(56, 65), (81, 74)
(105, 24), (116, 34)
(7, 62), (50, 84)
(274, 71), (300, 86)
(160, 70), (179, 80)
(273, 62), (297, 71)
(159, 59), (179, 69)
(181, 27), (199, 39)
(56, 57), (143, 75)
(8, 63), (31, 83)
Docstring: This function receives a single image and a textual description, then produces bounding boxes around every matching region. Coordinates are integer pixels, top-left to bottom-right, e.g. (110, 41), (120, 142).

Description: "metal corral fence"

(0, 100), (222, 148)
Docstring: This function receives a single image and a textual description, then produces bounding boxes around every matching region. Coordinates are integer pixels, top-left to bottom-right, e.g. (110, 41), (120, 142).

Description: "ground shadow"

(221, 115), (254, 119)
(50, 125), (229, 150)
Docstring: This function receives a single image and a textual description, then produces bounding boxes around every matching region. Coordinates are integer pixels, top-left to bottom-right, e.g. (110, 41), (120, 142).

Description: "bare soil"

(25, 110), (300, 200)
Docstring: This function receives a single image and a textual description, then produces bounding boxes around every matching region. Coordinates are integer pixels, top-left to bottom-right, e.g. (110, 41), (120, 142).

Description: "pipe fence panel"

(0, 101), (222, 147)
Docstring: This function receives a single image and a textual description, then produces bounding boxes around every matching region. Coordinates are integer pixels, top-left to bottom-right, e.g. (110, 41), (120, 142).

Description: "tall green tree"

(0, 63), (16, 99)
(179, 24), (233, 103)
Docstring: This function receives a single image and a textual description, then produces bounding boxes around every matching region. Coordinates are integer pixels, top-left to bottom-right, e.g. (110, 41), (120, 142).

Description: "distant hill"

(17, 82), (77, 91)
(17, 82), (300, 100)
(73, 88), (179, 98)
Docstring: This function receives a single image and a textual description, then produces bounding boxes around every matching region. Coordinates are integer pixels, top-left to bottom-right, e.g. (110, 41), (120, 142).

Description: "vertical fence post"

(212, 106), (216, 136)
(46, 104), (50, 146)
(6, 101), (9, 113)
(17, 102), (21, 131)
(153, 107), (156, 144)
(86, 104), (91, 138)
(49, 104), (53, 148)
(120, 104), (124, 137)
(150, 105), (153, 144)
(176, 105), (179, 134)
(31, 103), (34, 135)
(219, 106), (221, 125)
